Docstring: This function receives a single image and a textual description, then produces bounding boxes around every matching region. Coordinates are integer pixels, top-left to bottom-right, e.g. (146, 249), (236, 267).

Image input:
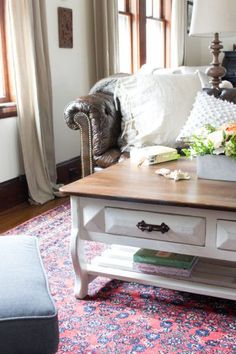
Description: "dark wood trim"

(163, 0), (172, 68)
(137, 0), (146, 68)
(56, 156), (81, 185)
(0, 175), (28, 212)
(118, 10), (132, 16)
(125, 0), (129, 12)
(0, 156), (81, 211)
(0, 103), (17, 119)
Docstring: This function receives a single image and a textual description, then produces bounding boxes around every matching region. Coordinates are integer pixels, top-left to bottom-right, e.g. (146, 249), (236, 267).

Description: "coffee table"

(60, 158), (236, 300)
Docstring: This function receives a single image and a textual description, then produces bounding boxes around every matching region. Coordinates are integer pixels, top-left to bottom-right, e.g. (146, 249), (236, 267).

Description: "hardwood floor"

(0, 196), (69, 234)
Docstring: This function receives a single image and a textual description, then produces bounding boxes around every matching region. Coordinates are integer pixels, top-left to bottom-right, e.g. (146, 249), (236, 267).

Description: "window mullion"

(118, 0), (172, 72)
(138, 0), (146, 68)
(163, 0), (172, 67)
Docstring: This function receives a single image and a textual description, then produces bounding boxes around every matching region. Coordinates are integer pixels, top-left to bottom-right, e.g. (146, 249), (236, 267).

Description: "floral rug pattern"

(3, 202), (236, 354)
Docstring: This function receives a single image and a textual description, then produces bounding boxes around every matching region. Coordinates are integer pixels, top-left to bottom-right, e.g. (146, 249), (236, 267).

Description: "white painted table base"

(70, 196), (236, 301)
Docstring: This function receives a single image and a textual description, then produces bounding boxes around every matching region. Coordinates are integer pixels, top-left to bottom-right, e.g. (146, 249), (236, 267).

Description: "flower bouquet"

(183, 122), (236, 158)
(183, 123), (236, 182)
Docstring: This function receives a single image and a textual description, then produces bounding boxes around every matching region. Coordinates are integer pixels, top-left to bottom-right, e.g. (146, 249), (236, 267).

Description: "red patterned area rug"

(3, 203), (236, 354)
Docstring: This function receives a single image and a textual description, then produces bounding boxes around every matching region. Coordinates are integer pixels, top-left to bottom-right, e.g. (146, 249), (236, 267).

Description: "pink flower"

(220, 122), (236, 136)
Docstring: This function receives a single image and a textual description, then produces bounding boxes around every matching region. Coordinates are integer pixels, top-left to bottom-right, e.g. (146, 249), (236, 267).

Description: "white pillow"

(177, 91), (236, 142)
(179, 66), (209, 74)
(152, 68), (182, 75)
(179, 66), (211, 88)
(197, 71), (211, 88)
(114, 73), (202, 150)
(138, 64), (179, 75)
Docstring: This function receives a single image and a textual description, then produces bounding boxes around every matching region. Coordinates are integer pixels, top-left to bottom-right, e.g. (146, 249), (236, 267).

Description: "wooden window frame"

(0, 0), (17, 119)
(139, 0), (172, 68)
(118, 0), (172, 72)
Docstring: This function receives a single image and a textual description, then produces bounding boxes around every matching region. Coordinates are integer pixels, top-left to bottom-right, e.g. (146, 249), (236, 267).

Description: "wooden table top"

(60, 158), (236, 211)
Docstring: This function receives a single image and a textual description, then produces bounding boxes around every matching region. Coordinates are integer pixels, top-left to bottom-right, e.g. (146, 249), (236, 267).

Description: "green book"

(133, 249), (197, 270)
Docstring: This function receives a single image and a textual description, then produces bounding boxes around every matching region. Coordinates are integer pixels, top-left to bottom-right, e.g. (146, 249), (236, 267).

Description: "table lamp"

(189, 0), (236, 89)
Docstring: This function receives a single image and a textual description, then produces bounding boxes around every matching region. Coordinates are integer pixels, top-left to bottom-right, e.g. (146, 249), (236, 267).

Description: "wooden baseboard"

(0, 156), (81, 211)
(56, 156), (81, 184)
(0, 175), (28, 212)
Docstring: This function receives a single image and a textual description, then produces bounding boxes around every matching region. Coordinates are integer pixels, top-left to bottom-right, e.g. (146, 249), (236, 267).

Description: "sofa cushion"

(177, 91), (236, 142)
(94, 148), (122, 168)
(89, 73), (130, 96)
(115, 72), (202, 150)
(0, 236), (59, 354)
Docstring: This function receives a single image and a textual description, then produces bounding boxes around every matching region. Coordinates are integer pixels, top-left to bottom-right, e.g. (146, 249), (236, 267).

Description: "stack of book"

(133, 249), (198, 277)
(130, 145), (180, 166)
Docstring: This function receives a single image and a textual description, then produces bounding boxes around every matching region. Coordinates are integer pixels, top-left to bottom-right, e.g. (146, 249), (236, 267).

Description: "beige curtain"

(7, 0), (57, 204)
(93, 0), (119, 80)
(170, 0), (187, 67)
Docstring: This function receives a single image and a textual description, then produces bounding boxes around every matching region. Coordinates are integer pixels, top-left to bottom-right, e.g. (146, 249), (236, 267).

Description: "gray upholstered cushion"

(0, 236), (59, 354)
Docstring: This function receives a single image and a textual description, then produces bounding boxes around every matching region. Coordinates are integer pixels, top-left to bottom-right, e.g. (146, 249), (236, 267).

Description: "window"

(118, 0), (133, 73)
(118, 0), (172, 73)
(0, 0), (16, 118)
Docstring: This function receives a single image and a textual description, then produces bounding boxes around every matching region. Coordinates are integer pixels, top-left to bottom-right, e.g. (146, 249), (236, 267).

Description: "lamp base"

(206, 33), (226, 89)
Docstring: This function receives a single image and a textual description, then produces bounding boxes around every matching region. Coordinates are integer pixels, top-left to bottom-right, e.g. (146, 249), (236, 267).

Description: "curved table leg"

(70, 229), (89, 298)
(70, 196), (91, 299)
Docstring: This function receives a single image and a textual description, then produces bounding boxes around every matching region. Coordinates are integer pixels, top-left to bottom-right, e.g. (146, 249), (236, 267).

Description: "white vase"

(197, 155), (236, 182)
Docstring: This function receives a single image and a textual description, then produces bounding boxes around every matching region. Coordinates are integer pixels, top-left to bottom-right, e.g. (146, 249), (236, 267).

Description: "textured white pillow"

(115, 73), (202, 150)
(177, 91), (236, 142)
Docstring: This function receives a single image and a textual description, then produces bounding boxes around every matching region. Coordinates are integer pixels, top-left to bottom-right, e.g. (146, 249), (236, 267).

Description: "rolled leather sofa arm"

(64, 92), (122, 178)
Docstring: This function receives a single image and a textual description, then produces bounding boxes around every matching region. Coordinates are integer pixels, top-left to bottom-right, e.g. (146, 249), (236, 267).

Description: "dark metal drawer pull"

(136, 220), (170, 233)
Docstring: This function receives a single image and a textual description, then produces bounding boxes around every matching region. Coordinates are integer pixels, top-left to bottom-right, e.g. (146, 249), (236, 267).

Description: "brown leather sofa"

(64, 74), (129, 177)
(64, 75), (236, 178)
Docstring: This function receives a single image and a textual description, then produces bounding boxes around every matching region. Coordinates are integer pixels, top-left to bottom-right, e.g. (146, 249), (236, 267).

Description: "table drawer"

(105, 207), (205, 246)
(217, 219), (236, 251)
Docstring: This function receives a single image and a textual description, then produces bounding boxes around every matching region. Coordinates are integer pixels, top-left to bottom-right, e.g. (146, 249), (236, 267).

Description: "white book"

(130, 145), (179, 165)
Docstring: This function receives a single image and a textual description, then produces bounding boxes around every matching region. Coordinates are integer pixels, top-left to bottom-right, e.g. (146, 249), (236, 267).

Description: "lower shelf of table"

(86, 245), (236, 301)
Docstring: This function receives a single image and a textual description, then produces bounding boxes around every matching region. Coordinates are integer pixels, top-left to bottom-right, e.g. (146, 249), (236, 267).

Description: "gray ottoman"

(0, 236), (59, 354)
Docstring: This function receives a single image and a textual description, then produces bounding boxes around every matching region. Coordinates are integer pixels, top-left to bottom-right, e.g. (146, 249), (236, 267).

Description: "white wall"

(184, 0), (235, 66)
(46, 0), (96, 163)
(185, 36), (202, 66)
(199, 36), (236, 66)
(185, 34), (236, 67)
(0, 117), (23, 183)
